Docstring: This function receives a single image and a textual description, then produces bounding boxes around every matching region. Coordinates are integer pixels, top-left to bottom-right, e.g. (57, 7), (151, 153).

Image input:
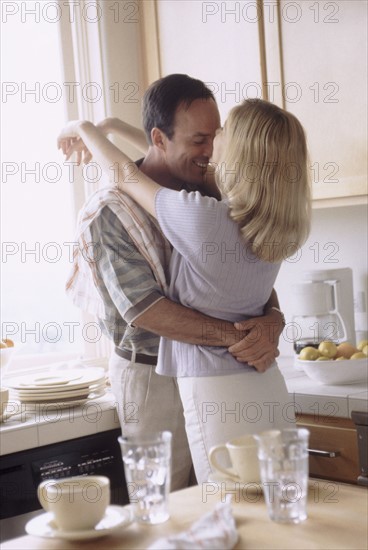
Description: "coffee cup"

(37, 475), (110, 531)
(209, 434), (260, 483)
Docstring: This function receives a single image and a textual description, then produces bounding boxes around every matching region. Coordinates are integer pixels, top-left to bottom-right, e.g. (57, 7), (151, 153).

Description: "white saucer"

(14, 380), (105, 397)
(25, 505), (133, 541)
(8, 368), (106, 391)
(11, 391), (106, 410)
(208, 472), (263, 493)
(13, 385), (105, 402)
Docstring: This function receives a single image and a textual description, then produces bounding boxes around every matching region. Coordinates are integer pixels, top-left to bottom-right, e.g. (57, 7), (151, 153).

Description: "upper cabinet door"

(156, 0), (264, 122)
(265, 0), (367, 206)
(150, 0), (367, 207)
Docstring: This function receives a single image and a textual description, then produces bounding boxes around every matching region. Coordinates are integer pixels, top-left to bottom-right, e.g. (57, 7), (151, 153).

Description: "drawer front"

(297, 421), (359, 484)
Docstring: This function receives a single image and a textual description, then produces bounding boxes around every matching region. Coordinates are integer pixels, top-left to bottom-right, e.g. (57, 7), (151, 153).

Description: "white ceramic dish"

(296, 357), (368, 385)
(6, 368), (106, 391)
(13, 392), (90, 403)
(14, 390), (106, 407)
(293, 354), (306, 371)
(13, 383), (106, 401)
(25, 505), (133, 541)
(29, 398), (90, 410)
(12, 380), (105, 395)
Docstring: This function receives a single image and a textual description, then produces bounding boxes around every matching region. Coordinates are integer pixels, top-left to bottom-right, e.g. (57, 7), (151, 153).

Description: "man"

(64, 74), (285, 490)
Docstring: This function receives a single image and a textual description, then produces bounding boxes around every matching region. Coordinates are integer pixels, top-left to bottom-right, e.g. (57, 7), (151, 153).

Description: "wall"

(276, 204), (367, 356)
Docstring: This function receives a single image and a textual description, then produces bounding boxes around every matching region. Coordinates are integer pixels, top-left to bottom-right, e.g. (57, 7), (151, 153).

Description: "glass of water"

(254, 428), (310, 524)
(118, 431), (172, 524)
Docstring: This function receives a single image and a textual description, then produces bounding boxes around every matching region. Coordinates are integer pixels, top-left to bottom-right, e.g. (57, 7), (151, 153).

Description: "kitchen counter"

(0, 357), (367, 456)
(0, 391), (121, 455)
(278, 357), (368, 419)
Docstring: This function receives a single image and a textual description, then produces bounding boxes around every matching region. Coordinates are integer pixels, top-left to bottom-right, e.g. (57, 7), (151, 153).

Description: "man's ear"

(151, 127), (168, 151)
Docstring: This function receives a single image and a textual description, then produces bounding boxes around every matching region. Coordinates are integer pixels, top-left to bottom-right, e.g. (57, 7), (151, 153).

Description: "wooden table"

(3, 480), (367, 549)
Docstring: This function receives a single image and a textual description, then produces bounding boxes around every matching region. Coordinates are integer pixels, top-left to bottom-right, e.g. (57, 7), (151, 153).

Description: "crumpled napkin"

(148, 498), (238, 550)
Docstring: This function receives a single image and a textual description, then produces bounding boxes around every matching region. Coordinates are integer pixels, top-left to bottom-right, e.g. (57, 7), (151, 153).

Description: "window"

(1, 8), (84, 363)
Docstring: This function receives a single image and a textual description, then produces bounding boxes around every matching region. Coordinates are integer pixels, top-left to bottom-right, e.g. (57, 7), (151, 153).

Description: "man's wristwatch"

(269, 307), (286, 327)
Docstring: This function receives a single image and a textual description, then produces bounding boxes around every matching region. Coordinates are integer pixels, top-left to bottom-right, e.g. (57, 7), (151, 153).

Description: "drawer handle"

(308, 448), (341, 458)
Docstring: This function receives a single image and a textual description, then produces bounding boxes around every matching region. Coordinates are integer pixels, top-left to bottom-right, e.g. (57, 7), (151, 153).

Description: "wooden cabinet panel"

(153, 1), (367, 205)
(297, 414), (359, 484)
(264, 0), (367, 205)
(156, 0), (263, 122)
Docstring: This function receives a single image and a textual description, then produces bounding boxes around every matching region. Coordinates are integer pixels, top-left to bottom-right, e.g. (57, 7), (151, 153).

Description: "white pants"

(177, 365), (295, 484)
(109, 351), (193, 491)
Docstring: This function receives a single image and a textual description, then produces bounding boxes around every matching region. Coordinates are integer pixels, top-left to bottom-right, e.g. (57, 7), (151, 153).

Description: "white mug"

(209, 435), (260, 483)
(37, 475), (110, 531)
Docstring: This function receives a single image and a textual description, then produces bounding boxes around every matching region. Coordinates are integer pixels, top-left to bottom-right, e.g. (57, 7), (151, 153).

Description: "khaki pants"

(109, 351), (194, 491)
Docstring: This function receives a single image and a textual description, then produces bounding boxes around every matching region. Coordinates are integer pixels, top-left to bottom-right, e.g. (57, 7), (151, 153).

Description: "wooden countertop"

(2, 480), (367, 549)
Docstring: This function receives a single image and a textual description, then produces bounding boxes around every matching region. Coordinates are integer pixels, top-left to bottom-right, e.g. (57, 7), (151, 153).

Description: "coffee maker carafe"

(291, 268), (356, 353)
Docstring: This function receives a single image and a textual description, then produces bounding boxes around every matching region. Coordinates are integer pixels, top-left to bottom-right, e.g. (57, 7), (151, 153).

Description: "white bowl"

(296, 357), (368, 385)
(0, 347), (15, 371)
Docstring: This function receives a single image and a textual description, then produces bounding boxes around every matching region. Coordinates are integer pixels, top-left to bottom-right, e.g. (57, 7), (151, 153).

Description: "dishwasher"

(0, 428), (129, 542)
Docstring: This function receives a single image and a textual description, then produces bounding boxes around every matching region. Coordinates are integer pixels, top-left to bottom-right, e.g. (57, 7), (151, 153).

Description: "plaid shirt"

(66, 186), (171, 356)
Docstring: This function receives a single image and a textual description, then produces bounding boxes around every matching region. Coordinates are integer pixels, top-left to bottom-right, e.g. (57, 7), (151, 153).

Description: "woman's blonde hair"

(216, 99), (311, 262)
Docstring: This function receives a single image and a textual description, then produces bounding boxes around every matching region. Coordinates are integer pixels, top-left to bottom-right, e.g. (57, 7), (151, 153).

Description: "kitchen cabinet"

(297, 413), (360, 484)
(264, 0), (367, 207)
(145, 0), (367, 207)
(154, 0), (264, 123)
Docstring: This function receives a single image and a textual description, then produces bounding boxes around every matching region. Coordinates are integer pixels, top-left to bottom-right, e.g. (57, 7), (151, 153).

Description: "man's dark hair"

(142, 74), (216, 144)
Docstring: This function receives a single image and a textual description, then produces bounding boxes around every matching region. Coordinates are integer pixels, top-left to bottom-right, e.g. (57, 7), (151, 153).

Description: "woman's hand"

(57, 120), (92, 165)
(63, 138), (93, 165)
(57, 120), (83, 145)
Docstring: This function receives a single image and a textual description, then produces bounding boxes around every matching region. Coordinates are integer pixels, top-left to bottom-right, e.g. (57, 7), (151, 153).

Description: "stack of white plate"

(7, 368), (107, 408)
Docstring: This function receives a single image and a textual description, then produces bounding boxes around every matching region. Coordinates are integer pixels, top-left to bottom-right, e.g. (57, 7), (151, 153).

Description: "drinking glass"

(119, 431), (172, 524)
(254, 428), (310, 523)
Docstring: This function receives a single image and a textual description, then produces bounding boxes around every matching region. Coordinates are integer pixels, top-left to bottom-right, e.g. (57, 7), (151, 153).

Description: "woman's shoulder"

(176, 188), (225, 209)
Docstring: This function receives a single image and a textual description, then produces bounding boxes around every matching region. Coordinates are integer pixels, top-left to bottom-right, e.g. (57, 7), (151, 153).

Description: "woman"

(58, 99), (311, 483)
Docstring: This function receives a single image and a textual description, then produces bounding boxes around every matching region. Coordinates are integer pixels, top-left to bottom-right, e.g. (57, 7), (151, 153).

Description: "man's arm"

(134, 289), (283, 374)
(133, 298), (247, 348)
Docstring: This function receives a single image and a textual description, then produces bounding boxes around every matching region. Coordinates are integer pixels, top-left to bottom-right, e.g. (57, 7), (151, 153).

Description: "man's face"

(162, 98), (221, 186)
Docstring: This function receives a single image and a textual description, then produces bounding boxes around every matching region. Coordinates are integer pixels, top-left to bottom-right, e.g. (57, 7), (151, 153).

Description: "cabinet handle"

(308, 448), (341, 458)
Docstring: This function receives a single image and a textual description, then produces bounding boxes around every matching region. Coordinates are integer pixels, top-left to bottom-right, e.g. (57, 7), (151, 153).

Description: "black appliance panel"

(0, 429), (129, 520)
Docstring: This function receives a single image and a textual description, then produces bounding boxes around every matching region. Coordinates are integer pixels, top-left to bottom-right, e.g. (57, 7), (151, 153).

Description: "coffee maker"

(291, 267), (356, 353)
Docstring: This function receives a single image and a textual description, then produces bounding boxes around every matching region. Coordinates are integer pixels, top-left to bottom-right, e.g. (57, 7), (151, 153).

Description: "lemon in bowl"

(297, 341), (367, 385)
